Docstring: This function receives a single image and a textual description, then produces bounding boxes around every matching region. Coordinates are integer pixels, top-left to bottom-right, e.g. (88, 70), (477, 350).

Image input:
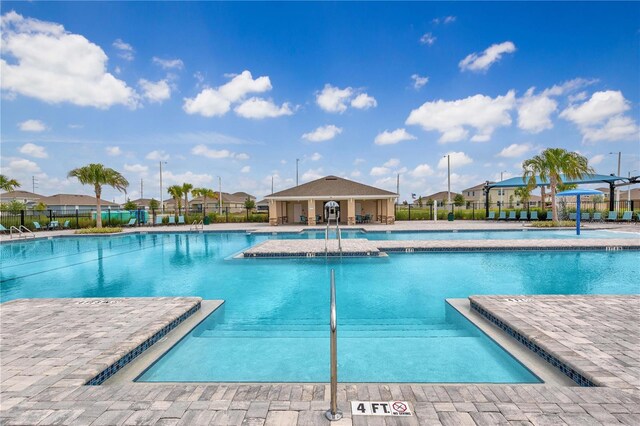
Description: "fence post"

(472, 203), (475, 220)
(49, 209), (53, 224)
(76, 208), (79, 229)
(408, 204), (411, 221)
(20, 209), (25, 227)
(225, 207), (229, 223)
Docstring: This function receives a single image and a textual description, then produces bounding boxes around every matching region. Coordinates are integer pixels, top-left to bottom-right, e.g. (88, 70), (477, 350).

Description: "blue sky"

(1, 1), (639, 203)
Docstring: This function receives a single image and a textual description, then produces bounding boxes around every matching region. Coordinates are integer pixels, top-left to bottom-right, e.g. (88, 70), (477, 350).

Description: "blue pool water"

(2, 232), (639, 383)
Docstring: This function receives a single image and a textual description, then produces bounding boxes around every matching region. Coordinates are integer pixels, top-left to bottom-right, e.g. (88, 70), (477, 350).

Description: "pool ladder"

(190, 220), (204, 231)
(325, 269), (342, 421)
(9, 225), (35, 239)
(324, 213), (343, 257)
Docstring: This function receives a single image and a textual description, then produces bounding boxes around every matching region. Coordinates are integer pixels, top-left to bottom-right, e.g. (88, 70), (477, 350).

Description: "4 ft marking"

(351, 401), (413, 416)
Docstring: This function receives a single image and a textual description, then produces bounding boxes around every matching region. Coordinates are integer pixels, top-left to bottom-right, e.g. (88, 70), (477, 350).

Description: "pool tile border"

(469, 299), (596, 388)
(85, 302), (201, 386)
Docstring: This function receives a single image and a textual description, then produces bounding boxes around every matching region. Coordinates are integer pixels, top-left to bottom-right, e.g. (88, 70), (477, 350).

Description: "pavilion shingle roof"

(267, 176), (397, 198)
(38, 194), (119, 207)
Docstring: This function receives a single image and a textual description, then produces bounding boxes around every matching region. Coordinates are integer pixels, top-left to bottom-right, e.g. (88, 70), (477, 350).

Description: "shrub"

(529, 221), (577, 228)
(75, 227), (123, 234)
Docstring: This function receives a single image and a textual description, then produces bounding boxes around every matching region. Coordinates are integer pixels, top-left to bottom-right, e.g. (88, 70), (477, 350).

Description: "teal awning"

(488, 174), (626, 188)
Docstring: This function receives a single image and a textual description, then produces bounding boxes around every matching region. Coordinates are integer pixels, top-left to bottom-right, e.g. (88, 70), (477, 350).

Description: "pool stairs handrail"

(324, 211), (343, 257)
(10, 225), (35, 239)
(190, 220), (204, 231)
(325, 269), (343, 421)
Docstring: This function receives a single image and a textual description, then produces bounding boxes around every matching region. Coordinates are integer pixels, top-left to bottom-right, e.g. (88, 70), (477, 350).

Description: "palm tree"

(244, 197), (256, 220)
(192, 187), (217, 217)
(181, 183), (193, 216)
(522, 148), (595, 221)
(167, 185), (183, 218)
(0, 175), (21, 192)
(514, 186), (531, 206)
(67, 164), (129, 228)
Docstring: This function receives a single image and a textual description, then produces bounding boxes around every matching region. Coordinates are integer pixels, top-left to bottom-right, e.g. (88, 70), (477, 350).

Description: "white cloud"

(139, 79), (171, 103)
(302, 125), (342, 142)
(310, 152), (322, 161)
(517, 88), (558, 133)
(560, 91), (639, 142)
(146, 150), (169, 161)
(18, 119), (46, 132)
(163, 171), (213, 187)
(18, 143), (48, 158)
(410, 164), (435, 178)
(411, 74), (428, 90)
(568, 91), (588, 103)
(302, 168), (324, 181)
(374, 128), (416, 145)
(447, 173), (477, 189)
(191, 144), (233, 159)
(350, 170), (361, 178)
(235, 153), (250, 161)
(459, 41), (516, 72)
(152, 57), (184, 70)
(419, 32), (436, 45)
(406, 91), (515, 143)
(113, 38), (134, 61)
(234, 97), (293, 119)
(383, 158), (400, 168)
(4, 157), (41, 174)
(68, 123), (83, 129)
(437, 152), (473, 169)
(370, 166), (390, 176)
(350, 93), (377, 110)
(124, 163), (148, 174)
(1, 12), (138, 109)
(316, 84), (353, 113)
(106, 146), (122, 156)
(353, 158), (365, 165)
(240, 166), (251, 173)
(497, 143), (532, 158)
(432, 16), (456, 24)
(184, 70), (283, 118)
(589, 154), (605, 166)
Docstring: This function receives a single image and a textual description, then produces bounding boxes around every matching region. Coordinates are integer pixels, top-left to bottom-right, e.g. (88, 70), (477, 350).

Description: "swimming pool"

(2, 233), (639, 383)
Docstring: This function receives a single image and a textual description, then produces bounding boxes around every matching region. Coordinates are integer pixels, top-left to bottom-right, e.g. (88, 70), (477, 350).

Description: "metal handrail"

(335, 213), (342, 255)
(190, 220), (204, 231)
(9, 226), (21, 239)
(325, 269), (342, 421)
(325, 220), (330, 256)
(19, 225), (35, 238)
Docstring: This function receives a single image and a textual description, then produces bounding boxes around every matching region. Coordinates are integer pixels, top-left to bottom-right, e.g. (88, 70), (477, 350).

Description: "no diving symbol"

(392, 401), (407, 413)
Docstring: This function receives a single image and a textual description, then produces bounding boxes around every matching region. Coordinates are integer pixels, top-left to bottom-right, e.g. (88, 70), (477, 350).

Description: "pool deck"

(1, 297), (639, 425)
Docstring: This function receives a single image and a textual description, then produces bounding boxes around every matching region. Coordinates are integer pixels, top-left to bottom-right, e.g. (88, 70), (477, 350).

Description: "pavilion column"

(307, 199), (316, 225)
(347, 198), (355, 225)
(268, 199), (278, 226)
(386, 198), (395, 225)
(609, 183), (615, 211)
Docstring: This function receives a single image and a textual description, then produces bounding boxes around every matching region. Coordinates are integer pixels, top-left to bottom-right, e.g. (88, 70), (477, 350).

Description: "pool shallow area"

(2, 232), (639, 383)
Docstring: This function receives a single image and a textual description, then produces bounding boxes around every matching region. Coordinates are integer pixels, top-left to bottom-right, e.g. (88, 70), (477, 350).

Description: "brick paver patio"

(1, 297), (639, 425)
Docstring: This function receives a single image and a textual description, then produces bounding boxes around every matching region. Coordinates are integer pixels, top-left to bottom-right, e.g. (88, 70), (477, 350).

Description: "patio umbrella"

(555, 189), (603, 235)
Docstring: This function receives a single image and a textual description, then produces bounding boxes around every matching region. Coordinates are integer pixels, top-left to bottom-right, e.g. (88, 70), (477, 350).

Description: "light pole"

(271, 175), (274, 194)
(159, 161), (167, 213)
(500, 171), (507, 207)
(217, 176), (222, 215)
(443, 155), (451, 204)
(296, 158), (300, 186)
(609, 152), (621, 206)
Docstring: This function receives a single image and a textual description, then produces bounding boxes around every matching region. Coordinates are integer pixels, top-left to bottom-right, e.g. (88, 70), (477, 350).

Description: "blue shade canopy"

(488, 174), (625, 188)
(556, 189), (604, 197)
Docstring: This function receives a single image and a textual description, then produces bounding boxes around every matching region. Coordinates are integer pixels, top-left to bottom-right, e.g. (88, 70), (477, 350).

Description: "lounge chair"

(364, 214), (372, 223)
(569, 213), (577, 221)
(507, 211), (516, 220)
(606, 211), (617, 222)
(498, 211), (506, 220)
(487, 211), (496, 220)
(544, 211), (551, 220)
(168, 216), (176, 225)
(530, 211), (539, 221)
(154, 216), (163, 226)
(300, 215), (307, 224)
(33, 221), (43, 231)
(581, 212), (590, 222)
(519, 211), (527, 221)
(177, 215), (185, 225)
(48, 220), (59, 230)
(355, 214), (362, 224)
(0, 224), (7, 233)
(63, 220), (71, 229)
(126, 218), (136, 227)
(592, 212), (602, 222)
(316, 215), (322, 223)
(620, 211), (632, 223)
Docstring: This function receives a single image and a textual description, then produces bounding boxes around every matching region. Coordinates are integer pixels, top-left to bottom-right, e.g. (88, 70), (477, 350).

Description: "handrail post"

(325, 269), (342, 421)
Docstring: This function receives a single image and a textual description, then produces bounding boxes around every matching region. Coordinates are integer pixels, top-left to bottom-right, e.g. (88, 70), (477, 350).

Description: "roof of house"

(232, 191), (255, 200)
(189, 192), (249, 205)
(420, 191), (462, 200)
(0, 190), (44, 201)
(267, 176), (397, 199)
(129, 198), (156, 207)
(38, 194), (119, 207)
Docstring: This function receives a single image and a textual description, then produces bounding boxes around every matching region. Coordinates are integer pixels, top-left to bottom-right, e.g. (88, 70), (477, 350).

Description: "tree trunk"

(203, 195), (207, 218)
(550, 177), (557, 222)
(95, 185), (102, 228)
(541, 186), (546, 207)
(184, 195), (189, 218)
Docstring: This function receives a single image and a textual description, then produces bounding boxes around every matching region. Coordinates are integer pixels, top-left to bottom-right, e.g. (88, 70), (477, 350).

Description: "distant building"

(417, 191), (462, 207)
(128, 198), (156, 209)
(37, 194), (119, 213)
(0, 190), (43, 208)
(462, 182), (523, 207)
(163, 192), (256, 214)
(255, 199), (269, 212)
